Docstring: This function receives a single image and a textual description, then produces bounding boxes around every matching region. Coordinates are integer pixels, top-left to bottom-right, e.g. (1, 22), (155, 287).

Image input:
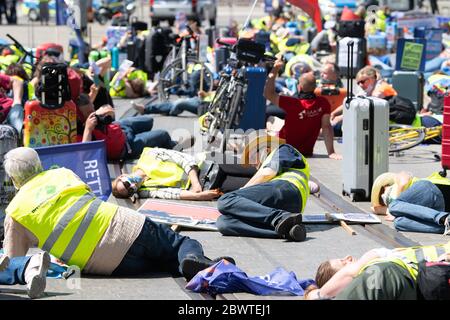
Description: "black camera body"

(95, 114), (114, 128)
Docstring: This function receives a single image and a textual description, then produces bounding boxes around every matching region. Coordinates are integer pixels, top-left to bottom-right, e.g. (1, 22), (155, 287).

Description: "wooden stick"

(171, 224), (181, 232)
(340, 221), (357, 236)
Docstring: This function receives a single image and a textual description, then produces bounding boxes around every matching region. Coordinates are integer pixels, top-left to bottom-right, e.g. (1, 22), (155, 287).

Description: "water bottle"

(111, 47), (120, 70)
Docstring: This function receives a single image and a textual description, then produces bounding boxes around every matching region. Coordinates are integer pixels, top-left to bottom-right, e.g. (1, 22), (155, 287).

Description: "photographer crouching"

(76, 94), (193, 160)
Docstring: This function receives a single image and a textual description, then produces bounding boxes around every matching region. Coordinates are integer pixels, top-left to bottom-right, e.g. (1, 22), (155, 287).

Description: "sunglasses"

(357, 78), (370, 86)
(120, 178), (137, 197)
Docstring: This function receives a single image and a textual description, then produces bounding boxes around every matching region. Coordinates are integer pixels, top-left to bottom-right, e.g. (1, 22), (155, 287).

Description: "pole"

(242, 0), (259, 31)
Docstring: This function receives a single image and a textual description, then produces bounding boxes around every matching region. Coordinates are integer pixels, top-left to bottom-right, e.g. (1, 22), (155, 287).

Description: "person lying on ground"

(131, 90), (214, 117)
(264, 58), (342, 160)
(216, 138), (320, 242)
(0, 252), (50, 299)
(371, 171), (450, 235)
(305, 241), (450, 300)
(112, 147), (257, 200)
(3, 147), (235, 282)
(110, 67), (148, 99)
(76, 94), (193, 160)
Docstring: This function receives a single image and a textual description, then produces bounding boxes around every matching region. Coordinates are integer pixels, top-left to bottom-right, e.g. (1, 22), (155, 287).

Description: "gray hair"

(4, 147), (43, 189)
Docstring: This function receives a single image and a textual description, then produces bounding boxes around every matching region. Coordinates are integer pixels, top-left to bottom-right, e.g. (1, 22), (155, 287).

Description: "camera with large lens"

(95, 114), (114, 128)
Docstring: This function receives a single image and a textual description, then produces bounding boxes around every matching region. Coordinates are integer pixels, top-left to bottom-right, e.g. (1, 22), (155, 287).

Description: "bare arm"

(82, 113), (97, 143)
(243, 167), (277, 189)
(188, 167), (202, 193)
(321, 114), (342, 160)
(3, 216), (36, 258)
(319, 250), (382, 298)
(263, 60), (283, 107)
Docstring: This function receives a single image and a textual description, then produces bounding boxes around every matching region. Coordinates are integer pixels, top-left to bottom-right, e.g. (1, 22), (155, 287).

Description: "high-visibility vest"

(405, 172), (450, 192)
(6, 168), (118, 270)
(110, 70), (148, 97)
(260, 145), (310, 212)
(360, 241), (450, 280)
(133, 148), (191, 191)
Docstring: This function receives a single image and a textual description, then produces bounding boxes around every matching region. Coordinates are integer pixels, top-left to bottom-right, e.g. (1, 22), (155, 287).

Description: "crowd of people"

(0, 1), (450, 300)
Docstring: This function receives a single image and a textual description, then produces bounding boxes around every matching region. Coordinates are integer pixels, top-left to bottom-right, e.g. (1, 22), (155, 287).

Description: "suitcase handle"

(345, 39), (354, 109)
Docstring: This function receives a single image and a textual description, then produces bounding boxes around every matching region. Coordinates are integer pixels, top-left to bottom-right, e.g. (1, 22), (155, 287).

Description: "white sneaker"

(0, 255), (9, 272)
(24, 252), (50, 299)
(308, 181), (320, 195)
(444, 215), (450, 236)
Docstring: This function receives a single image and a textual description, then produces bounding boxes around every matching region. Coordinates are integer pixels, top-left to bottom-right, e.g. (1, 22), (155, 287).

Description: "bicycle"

(157, 26), (214, 101)
(389, 124), (442, 153)
(200, 38), (274, 152)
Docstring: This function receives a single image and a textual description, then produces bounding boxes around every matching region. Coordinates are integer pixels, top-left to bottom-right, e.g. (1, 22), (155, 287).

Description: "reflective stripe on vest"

(6, 168), (117, 270)
(260, 145), (310, 212)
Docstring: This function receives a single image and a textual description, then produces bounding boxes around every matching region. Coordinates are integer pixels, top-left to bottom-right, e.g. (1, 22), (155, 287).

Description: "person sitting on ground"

(370, 171), (450, 235)
(305, 241), (450, 300)
(0, 252), (50, 299)
(330, 65), (397, 137)
(131, 90), (213, 117)
(3, 147), (235, 282)
(0, 72), (24, 134)
(314, 62), (346, 114)
(216, 137), (320, 242)
(76, 94), (192, 160)
(112, 147), (256, 200)
(264, 58), (342, 160)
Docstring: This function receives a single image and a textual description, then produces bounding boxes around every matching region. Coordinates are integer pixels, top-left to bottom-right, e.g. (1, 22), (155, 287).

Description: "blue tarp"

(186, 260), (315, 296)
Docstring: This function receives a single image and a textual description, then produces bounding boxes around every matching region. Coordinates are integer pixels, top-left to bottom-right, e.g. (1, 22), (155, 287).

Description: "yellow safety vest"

(110, 70), (148, 98)
(260, 145), (310, 212)
(404, 172), (450, 192)
(133, 148), (191, 191)
(6, 168), (117, 270)
(360, 241), (450, 280)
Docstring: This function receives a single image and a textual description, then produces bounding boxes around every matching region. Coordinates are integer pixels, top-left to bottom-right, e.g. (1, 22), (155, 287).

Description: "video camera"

(95, 114), (114, 126)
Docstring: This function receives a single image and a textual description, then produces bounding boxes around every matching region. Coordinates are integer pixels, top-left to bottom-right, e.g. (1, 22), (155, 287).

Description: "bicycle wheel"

(219, 83), (244, 152)
(205, 82), (231, 145)
(389, 125), (426, 153)
(158, 57), (214, 101)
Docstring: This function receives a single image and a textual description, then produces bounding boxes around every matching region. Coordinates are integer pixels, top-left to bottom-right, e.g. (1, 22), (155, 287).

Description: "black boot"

(180, 254), (236, 282)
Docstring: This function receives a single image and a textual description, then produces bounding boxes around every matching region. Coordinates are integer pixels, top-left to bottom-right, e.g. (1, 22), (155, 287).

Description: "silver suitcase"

(342, 96), (389, 201)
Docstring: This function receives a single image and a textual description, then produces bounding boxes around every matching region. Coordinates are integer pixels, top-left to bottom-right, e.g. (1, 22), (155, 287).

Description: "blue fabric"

(112, 217), (205, 276)
(144, 97), (201, 116)
(186, 260), (315, 296)
(35, 141), (112, 201)
(389, 180), (447, 234)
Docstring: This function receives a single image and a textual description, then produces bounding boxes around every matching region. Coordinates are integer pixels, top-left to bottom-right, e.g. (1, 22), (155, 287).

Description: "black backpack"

(417, 261), (450, 300)
(36, 63), (72, 109)
(387, 95), (417, 125)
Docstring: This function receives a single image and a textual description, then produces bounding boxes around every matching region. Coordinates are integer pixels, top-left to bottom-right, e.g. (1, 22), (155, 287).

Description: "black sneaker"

(180, 255), (236, 282)
(274, 214), (303, 238)
(287, 224), (307, 242)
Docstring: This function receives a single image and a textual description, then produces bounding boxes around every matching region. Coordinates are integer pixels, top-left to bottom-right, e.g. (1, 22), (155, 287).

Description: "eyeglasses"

(120, 179), (137, 198)
(357, 78), (370, 86)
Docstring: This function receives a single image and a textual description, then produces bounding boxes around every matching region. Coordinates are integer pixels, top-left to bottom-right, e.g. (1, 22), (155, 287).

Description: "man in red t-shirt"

(264, 59), (342, 160)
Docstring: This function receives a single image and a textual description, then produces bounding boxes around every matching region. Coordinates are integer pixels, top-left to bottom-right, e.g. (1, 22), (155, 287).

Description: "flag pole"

(241, 0), (259, 31)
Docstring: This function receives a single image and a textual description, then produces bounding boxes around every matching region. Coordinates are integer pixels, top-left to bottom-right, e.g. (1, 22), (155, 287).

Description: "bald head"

(298, 72), (317, 93)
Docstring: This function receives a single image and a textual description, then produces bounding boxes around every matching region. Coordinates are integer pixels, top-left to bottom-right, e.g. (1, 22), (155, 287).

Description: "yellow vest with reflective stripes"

(133, 148), (191, 191)
(260, 145), (310, 212)
(404, 172), (450, 191)
(360, 242), (450, 280)
(6, 168), (117, 270)
(110, 70), (148, 97)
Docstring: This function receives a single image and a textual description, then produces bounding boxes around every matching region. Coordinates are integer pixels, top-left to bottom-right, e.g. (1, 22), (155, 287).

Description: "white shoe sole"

(0, 255), (9, 272)
(27, 252), (50, 299)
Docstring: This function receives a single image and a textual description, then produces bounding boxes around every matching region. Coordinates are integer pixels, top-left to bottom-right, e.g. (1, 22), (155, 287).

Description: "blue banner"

(35, 141), (112, 201)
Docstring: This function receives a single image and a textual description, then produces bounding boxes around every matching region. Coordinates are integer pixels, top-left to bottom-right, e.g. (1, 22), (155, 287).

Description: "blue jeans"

(424, 56), (448, 80)
(216, 180), (302, 238)
(389, 180), (448, 234)
(112, 217), (205, 276)
(145, 97), (201, 116)
(0, 256), (30, 285)
(6, 104), (23, 136)
(118, 115), (176, 159)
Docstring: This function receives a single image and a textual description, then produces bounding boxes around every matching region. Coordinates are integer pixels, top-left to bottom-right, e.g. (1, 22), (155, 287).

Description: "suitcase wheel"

(439, 170), (447, 178)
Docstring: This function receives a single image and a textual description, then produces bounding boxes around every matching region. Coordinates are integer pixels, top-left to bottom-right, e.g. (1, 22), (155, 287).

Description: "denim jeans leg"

(144, 101), (174, 115)
(128, 129), (174, 158)
(118, 115), (154, 134)
(6, 104), (24, 136)
(112, 217), (204, 276)
(217, 180), (302, 238)
(0, 256), (30, 285)
(169, 97), (201, 116)
(394, 216), (445, 234)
